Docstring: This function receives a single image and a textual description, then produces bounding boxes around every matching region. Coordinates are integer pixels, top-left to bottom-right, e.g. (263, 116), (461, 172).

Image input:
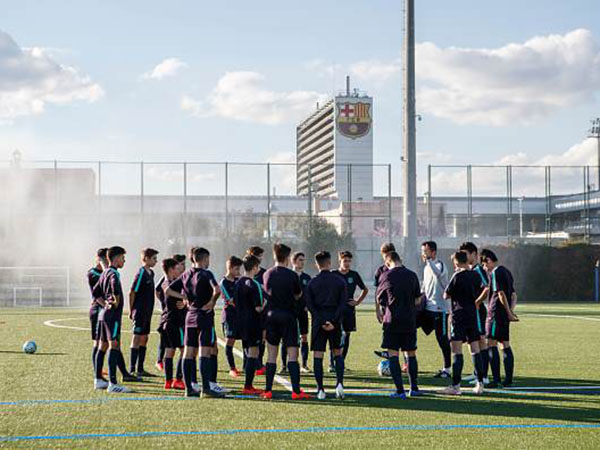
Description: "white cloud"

(142, 57), (187, 80)
(0, 29), (103, 122)
(305, 59), (343, 78)
(182, 71), (328, 125)
(417, 29), (600, 126)
(350, 59), (400, 82)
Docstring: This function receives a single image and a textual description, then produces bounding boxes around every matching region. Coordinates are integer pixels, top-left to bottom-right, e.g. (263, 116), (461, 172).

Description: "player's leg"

(279, 342), (288, 374)
(156, 332), (165, 372)
(106, 321), (132, 393)
(403, 331), (420, 396)
(468, 338), (485, 394)
(225, 337), (238, 375)
(285, 317), (306, 398)
(441, 340), (463, 395)
(94, 322), (109, 389)
(182, 324), (200, 396)
(330, 329), (344, 399)
(433, 312), (452, 378)
(382, 331), (406, 398)
(136, 332), (150, 375)
(311, 325), (327, 398)
(129, 332), (141, 374)
(265, 342), (279, 395)
(299, 309), (310, 371)
(164, 346), (176, 388)
(487, 338), (502, 387)
(242, 344), (263, 394)
(501, 340), (514, 386)
(198, 322), (223, 397)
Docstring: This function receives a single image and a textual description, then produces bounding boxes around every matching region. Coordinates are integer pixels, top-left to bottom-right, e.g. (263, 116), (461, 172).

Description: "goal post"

(0, 267), (71, 307)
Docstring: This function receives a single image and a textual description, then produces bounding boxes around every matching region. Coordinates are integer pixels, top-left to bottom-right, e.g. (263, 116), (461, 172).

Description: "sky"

(1, 0), (600, 196)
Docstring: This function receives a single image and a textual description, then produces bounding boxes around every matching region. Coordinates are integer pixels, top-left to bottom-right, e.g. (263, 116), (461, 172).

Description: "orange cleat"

(155, 362), (164, 372)
(255, 366), (266, 376)
(164, 380), (173, 390)
(172, 379), (185, 390)
(241, 386), (265, 395)
(229, 368), (241, 378)
(291, 389), (311, 400)
(260, 391), (272, 400)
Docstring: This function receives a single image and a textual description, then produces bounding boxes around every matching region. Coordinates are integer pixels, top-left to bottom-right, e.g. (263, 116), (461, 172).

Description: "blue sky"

(1, 0), (600, 195)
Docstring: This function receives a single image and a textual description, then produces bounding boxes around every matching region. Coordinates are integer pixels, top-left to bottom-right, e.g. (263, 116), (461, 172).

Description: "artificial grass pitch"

(0, 304), (599, 448)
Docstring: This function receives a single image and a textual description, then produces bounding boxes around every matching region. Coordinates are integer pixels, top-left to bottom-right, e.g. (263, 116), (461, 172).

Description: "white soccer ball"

(23, 340), (37, 354)
(377, 359), (391, 377)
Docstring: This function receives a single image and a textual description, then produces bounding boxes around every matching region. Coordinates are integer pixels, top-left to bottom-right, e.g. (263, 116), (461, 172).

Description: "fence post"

(388, 164), (393, 242)
(595, 260), (599, 303)
(307, 164), (312, 237)
(467, 165), (473, 239)
(97, 161), (102, 239)
(545, 166), (551, 246)
(506, 165), (513, 243)
(427, 164), (432, 240)
(225, 162), (229, 238)
(348, 164), (353, 235)
(267, 163), (271, 242)
(183, 162), (187, 248)
(140, 161), (144, 243)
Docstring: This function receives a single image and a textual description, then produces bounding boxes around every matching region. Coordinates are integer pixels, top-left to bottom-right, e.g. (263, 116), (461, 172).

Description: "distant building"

(296, 77), (373, 201)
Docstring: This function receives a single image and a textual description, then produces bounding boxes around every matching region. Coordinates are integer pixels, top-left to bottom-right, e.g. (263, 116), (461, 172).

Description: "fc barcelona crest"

(336, 102), (371, 139)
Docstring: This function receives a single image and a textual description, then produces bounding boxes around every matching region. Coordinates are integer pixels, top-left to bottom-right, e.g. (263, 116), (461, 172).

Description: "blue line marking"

(1, 424), (600, 441)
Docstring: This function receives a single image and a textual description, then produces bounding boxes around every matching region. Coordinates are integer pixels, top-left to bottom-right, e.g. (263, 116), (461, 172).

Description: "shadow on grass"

(0, 350), (68, 356)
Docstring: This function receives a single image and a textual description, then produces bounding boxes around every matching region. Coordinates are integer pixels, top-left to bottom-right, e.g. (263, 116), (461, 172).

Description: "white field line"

(43, 318), (293, 392)
(523, 313), (600, 322)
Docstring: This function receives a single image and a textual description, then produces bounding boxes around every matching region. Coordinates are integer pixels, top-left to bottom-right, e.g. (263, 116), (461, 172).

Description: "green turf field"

(1, 303), (599, 448)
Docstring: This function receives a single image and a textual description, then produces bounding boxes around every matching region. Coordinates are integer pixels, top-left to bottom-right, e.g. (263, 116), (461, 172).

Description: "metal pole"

(388, 164), (393, 242)
(53, 160), (58, 211)
(595, 260), (599, 303)
(545, 166), (551, 245)
(183, 162), (187, 248)
(98, 161), (102, 239)
(518, 197), (524, 239)
(267, 163), (271, 242)
(348, 164), (353, 235)
(140, 161), (144, 243)
(467, 165), (472, 239)
(506, 165), (513, 242)
(308, 164), (312, 237)
(402, 0), (418, 270)
(427, 164), (432, 240)
(225, 162), (229, 238)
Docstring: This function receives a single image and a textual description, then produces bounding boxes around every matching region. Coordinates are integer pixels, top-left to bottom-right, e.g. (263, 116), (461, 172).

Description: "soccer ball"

(23, 341), (37, 354)
(377, 359), (391, 377)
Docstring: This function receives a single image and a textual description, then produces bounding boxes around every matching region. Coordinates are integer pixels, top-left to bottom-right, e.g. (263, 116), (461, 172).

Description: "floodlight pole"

(402, 0), (418, 270)
(589, 118), (600, 190)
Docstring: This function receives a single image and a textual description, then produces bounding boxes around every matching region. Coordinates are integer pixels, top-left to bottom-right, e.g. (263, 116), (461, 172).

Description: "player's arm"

(511, 291), (518, 309)
(202, 276), (221, 311)
(351, 274), (368, 306)
(333, 282), (348, 328)
(475, 287), (489, 306)
(293, 275), (302, 300)
(498, 290), (518, 321)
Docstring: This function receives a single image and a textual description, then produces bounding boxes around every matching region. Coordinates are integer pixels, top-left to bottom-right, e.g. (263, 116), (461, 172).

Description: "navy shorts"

(185, 314), (216, 348)
(297, 309), (309, 335)
(98, 317), (121, 343)
(161, 325), (184, 349)
(265, 309), (300, 348)
(476, 304), (487, 335)
(342, 307), (357, 333)
(417, 310), (448, 337)
(132, 311), (152, 335)
(486, 318), (510, 342)
(381, 330), (417, 352)
(311, 323), (342, 352)
(450, 318), (481, 344)
(89, 305), (101, 341)
(222, 307), (240, 339)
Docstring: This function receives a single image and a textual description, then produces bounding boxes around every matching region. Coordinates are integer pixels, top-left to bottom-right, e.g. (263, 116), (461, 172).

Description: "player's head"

(292, 252), (305, 271)
(452, 250), (469, 269)
(380, 242), (395, 261)
(315, 251), (331, 270)
(162, 257), (179, 279)
(273, 242), (291, 265)
(384, 251), (402, 268)
(243, 254), (260, 277)
(141, 248), (159, 268)
(107, 246), (126, 269)
(246, 246), (264, 262)
(480, 248), (498, 272)
(96, 247), (109, 269)
(226, 255), (243, 278)
(338, 250), (353, 270)
(188, 246), (198, 264)
(172, 254), (186, 274)
(459, 242), (478, 265)
(421, 241), (437, 259)
(192, 247), (210, 268)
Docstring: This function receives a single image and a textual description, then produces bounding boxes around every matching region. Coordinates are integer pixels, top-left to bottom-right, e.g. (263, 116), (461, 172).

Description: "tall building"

(296, 78), (373, 201)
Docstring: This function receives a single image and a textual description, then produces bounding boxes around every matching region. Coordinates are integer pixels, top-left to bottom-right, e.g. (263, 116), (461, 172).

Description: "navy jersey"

(444, 269), (477, 321)
(488, 266), (515, 322)
(305, 270), (347, 327)
(471, 264), (489, 299)
(155, 275), (167, 311)
(296, 272), (311, 309)
(93, 266), (124, 320)
(263, 266), (302, 313)
(131, 267), (155, 317)
(333, 269), (366, 299)
(235, 276), (264, 322)
(374, 264), (388, 288)
(169, 267), (218, 319)
(220, 276), (238, 323)
(255, 267), (266, 287)
(376, 266), (421, 333)
(87, 267), (103, 306)
(158, 277), (186, 328)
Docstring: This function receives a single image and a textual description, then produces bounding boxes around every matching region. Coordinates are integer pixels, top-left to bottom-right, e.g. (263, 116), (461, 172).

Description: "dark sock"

(191, 358), (198, 384)
(242, 346), (248, 371)
(176, 355), (183, 379)
(225, 345), (236, 370)
(452, 353), (464, 387)
(92, 346), (98, 376)
(210, 354), (218, 383)
(281, 344), (288, 367)
(342, 334), (351, 360)
(389, 356), (405, 394)
(329, 348), (335, 368)
(314, 357), (324, 390)
(258, 342), (265, 368)
(472, 352), (484, 383)
(334, 355), (345, 386)
(301, 342), (309, 366)
(129, 347), (139, 373)
(245, 357), (257, 388)
(489, 347), (501, 383)
(108, 349), (119, 384)
(183, 358), (194, 392)
(480, 347), (489, 379)
(436, 330), (451, 369)
(95, 349), (105, 380)
(503, 347), (514, 385)
(165, 357), (173, 381)
(199, 356), (211, 391)
(265, 362), (277, 392)
(117, 350), (129, 376)
(157, 339), (164, 365)
(287, 361), (301, 394)
(137, 346), (147, 372)
(407, 356), (419, 391)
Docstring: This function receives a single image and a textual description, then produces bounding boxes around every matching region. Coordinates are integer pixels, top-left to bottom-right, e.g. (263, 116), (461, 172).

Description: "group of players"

(87, 239), (517, 399)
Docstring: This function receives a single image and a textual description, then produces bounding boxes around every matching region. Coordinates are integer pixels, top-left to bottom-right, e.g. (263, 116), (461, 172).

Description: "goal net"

(0, 267), (70, 307)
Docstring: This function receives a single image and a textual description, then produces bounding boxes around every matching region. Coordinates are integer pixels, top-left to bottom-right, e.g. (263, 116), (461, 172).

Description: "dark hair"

(247, 246), (264, 257)
(142, 248), (159, 259)
(188, 246), (198, 263)
(227, 255), (243, 267)
(339, 250), (353, 259)
(384, 251), (402, 264)
(380, 242), (395, 254)
(107, 246), (126, 262)
(273, 243), (291, 263)
(97, 248), (108, 259)
(172, 254), (186, 263)
(480, 249), (498, 263)
(162, 257), (179, 274)
(292, 252), (305, 262)
(192, 247), (210, 263)
(459, 242), (478, 254)
(421, 241), (437, 252)
(243, 255), (260, 272)
(452, 251), (468, 265)
(315, 251), (331, 267)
